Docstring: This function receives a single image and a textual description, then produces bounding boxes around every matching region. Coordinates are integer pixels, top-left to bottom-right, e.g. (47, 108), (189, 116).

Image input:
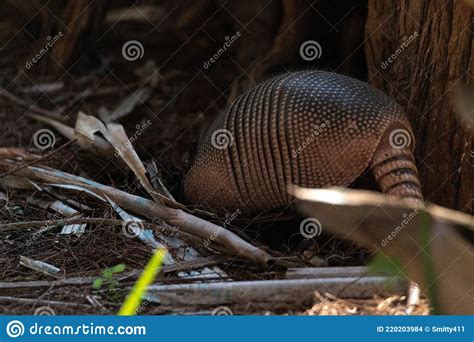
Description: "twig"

(19, 256), (62, 279)
(162, 255), (232, 274)
(285, 266), (373, 279)
(0, 161), (273, 265)
(145, 276), (407, 306)
(0, 215), (226, 255)
(0, 296), (92, 308)
(0, 256), (232, 290)
(0, 217), (126, 232)
(0, 140), (76, 178)
(0, 148), (40, 161)
(0, 86), (63, 120)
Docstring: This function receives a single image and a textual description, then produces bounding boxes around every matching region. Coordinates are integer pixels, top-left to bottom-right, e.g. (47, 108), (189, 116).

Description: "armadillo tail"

(370, 129), (423, 202)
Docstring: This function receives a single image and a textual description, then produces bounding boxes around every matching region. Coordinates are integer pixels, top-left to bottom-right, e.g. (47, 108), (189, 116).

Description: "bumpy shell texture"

(184, 71), (415, 215)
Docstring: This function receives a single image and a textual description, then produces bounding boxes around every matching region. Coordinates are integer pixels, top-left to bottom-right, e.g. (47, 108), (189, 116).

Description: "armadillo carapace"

(184, 71), (422, 215)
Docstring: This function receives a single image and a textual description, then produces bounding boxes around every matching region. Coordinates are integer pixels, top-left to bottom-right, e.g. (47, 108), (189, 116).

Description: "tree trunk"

(365, 0), (473, 213)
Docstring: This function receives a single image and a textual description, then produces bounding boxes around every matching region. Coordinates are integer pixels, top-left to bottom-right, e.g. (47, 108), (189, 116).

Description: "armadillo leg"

(370, 126), (423, 309)
(370, 127), (423, 201)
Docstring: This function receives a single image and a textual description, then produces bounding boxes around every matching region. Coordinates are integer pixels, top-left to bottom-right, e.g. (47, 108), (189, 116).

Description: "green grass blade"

(419, 211), (439, 314)
(118, 248), (167, 316)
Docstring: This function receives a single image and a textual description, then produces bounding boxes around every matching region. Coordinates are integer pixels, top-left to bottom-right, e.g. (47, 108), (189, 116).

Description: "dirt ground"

(0, 3), (430, 315)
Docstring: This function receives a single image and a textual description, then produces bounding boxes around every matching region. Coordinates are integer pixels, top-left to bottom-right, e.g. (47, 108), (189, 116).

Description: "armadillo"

(184, 71), (422, 215)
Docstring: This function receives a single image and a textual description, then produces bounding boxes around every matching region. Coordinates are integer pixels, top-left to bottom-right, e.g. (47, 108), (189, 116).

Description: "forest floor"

(0, 10), (429, 315)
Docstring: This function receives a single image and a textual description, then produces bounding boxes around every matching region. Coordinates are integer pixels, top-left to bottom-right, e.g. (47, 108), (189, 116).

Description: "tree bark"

(365, 0), (473, 213)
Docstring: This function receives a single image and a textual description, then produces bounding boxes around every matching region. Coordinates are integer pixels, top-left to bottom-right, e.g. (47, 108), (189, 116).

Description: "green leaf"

(92, 278), (103, 289)
(368, 253), (407, 279)
(102, 269), (114, 278)
(112, 264), (126, 274)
